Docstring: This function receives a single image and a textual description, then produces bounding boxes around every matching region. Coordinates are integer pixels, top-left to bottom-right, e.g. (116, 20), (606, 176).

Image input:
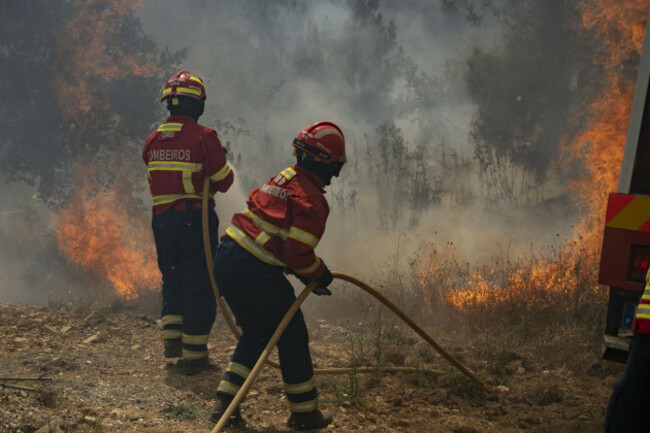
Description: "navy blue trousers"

(605, 333), (650, 433)
(152, 202), (218, 359)
(214, 239), (318, 411)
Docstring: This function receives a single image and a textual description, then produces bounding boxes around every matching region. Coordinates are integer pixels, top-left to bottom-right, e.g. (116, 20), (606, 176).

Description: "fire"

(444, 0), (649, 311)
(54, 0), (157, 125)
(445, 247), (597, 311)
(51, 0), (165, 299)
(567, 0), (649, 245)
(55, 164), (160, 299)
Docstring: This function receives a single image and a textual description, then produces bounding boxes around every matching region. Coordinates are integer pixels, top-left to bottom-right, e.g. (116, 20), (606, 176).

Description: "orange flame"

(557, 1), (649, 282)
(568, 1), (648, 232)
(55, 164), (159, 299)
(51, 0), (165, 298)
(54, 0), (157, 125)
(444, 1), (649, 311)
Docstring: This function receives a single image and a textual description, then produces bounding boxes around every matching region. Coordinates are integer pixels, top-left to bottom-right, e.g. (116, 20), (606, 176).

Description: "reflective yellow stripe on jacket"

(147, 161), (203, 172)
(147, 156), (205, 203)
(157, 122), (183, 132)
(225, 226), (286, 267)
(244, 209), (320, 248)
(211, 163), (232, 182)
(152, 193), (201, 206)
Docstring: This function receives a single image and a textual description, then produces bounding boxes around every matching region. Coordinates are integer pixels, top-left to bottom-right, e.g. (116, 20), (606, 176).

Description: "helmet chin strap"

(296, 150), (337, 185)
(167, 96), (204, 120)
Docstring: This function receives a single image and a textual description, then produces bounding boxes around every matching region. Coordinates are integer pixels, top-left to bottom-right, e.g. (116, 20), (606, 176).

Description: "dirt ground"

(0, 301), (621, 433)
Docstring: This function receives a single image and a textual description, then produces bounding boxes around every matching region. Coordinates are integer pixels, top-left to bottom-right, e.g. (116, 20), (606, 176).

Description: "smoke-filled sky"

(0, 0), (646, 304)
(134, 0), (597, 269)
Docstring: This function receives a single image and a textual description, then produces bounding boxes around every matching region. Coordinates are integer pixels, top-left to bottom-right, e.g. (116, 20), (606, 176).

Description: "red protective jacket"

(225, 165), (328, 279)
(143, 115), (233, 214)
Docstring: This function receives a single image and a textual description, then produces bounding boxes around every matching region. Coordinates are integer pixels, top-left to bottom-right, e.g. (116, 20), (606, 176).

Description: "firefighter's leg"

(152, 211), (183, 357)
(277, 310), (320, 414)
(178, 208), (218, 369)
(273, 287), (332, 430)
(213, 239), (270, 403)
(212, 240), (330, 428)
(605, 333), (650, 433)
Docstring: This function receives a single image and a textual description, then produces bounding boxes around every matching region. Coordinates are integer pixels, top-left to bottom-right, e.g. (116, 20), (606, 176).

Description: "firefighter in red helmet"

(209, 122), (345, 430)
(142, 71), (233, 375)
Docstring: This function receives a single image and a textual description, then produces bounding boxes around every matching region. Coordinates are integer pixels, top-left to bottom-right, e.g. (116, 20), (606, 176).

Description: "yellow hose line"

(332, 272), (487, 390)
(201, 177), (241, 339)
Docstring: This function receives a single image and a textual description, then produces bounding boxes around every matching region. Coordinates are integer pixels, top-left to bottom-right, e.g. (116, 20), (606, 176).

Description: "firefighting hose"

(201, 179), (488, 431)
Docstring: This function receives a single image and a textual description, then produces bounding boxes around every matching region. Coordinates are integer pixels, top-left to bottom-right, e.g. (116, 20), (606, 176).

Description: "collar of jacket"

(166, 115), (198, 124)
(293, 164), (326, 193)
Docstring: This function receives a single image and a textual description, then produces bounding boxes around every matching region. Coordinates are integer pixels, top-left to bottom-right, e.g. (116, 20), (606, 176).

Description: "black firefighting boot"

(209, 394), (244, 426)
(179, 357), (212, 376)
(163, 339), (182, 358)
(287, 409), (333, 431)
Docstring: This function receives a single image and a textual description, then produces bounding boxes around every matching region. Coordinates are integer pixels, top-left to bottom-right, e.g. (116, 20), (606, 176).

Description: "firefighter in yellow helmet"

(143, 71), (233, 375)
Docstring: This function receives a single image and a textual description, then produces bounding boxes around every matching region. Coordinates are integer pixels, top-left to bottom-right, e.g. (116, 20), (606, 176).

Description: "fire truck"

(599, 13), (650, 363)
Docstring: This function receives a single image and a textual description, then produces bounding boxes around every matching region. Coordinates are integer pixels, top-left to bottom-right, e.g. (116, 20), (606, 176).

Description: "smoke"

(0, 0), (643, 303)
(134, 0), (644, 285)
(0, 177), (87, 304)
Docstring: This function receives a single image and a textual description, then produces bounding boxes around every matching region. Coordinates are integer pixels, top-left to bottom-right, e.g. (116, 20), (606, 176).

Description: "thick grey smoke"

(136, 0), (582, 262)
(1, 0), (602, 303)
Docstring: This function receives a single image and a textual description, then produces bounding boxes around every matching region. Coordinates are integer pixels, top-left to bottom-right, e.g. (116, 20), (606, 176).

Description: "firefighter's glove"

(312, 268), (333, 296)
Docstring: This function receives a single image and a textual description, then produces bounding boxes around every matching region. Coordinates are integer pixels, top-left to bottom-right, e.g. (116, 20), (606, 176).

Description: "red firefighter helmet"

(160, 70), (206, 102)
(292, 121), (346, 164)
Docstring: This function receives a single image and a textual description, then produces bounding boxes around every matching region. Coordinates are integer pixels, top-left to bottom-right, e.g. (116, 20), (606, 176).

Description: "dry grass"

(316, 232), (612, 381)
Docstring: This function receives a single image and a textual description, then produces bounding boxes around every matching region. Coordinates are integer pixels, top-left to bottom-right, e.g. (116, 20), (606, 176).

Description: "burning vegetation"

(0, 0), (648, 322)
(435, 1), (648, 317)
(1, 2), (650, 431)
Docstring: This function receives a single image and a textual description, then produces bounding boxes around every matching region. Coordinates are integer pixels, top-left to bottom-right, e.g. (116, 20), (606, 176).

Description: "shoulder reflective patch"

(280, 167), (297, 180)
(157, 122), (184, 132)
